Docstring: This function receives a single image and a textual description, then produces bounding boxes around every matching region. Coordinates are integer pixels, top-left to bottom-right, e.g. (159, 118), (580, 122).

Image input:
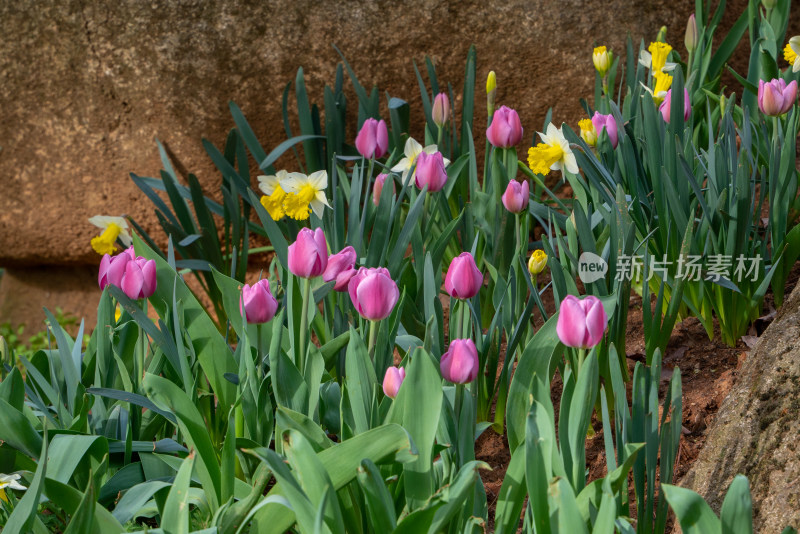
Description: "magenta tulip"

(348, 267), (400, 321)
(445, 252), (483, 300)
(556, 295), (608, 349)
(486, 105), (524, 148)
(414, 151), (448, 193)
(240, 279), (279, 324)
(355, 118), (389, 159)
(758, 79), (797, 116)
(288, 228), (328, 279)
(501, 180), (530, 213)
(591, 112), (619, 148)
(382, 366), (406, 398)
(322, 246), (357, 292)
(440, 339), (479, 384)
(432, 92), (450, 127)
(372, 173), (395, 206)
(99, 247), (156, 300)
(658, 89), (691, 123)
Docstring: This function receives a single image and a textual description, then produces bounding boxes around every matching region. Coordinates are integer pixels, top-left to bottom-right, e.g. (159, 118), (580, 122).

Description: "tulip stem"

(298, 277), (312, 374)
(436, 124), (443, 149)
(367, 320), (378, 361)
(577, 347), (587, 375)
(454, 383), (465, 431)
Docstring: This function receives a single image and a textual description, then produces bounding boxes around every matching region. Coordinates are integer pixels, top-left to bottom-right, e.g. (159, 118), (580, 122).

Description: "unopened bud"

(685, 14), (698, 52)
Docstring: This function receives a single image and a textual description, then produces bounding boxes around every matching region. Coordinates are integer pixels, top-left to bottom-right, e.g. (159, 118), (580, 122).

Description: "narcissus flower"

(98, 247), (157, 300)
(642, 71), (673, 104)
(348, 267), (400, 321)
(527, 123), (579, 176)
(258, 170), (297, 221)
(288, 228), (328, 279)
(758, 78), (798, 116)
(372, 173), (395, 206)
(591, 112), (618, 148)
(322, 246), (357, 292)
(281, 170), (331, 221)
(659, 88), (691, 123)
(415, 151), (448, 193)
(355, 118), (389, 159)
(382, 366), (405, 398)
(593, 46), (612, 77)
(579, 119), (597, 146)
(639, 41), (675, 74)
(486, 106), (524, 148)
(440, 339), (479, 384)
(528, 250), (548, 275)
(445, 252), (483, 300)
(501, 179), (529, 214)
(556, 295), (608, 349)
(432, 93), (450, 127)
(391, 137), (450, 186)
(89, 215), (132, 256)
(240, 279), (279, 324)
(784, 36), (800, 73)
(0, 473), (26, 502)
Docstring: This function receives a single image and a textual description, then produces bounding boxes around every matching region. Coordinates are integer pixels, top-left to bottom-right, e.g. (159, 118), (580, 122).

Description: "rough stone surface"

(681, 282), (800, 532)
(0, 0), (710, 268)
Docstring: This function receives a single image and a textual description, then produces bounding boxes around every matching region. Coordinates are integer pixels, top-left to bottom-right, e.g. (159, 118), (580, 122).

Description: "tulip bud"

(322, 246), (357, 292)
(240, 279), (279, 324)
(382, 366), (405, 398)
(288, 227), (328, 279)
(592, 46), (612, 77)
(556, 295), (608, 349)
(440, 339), (479, 384)
(579, 119), (597, 146)
(432, 92), (450, 128)
(528, 250), (548, 276)
(372, 173), (395, 206)
(355, 118), (389, 159)
(486, 106), (524, 148)
(348, 267), (400, 321)
(414, 151), (448, 193)
(762, 0), (777, 8)
(591, 112), (619, 148)
(501, 180), (530, 214)
(659, 88), (691, 123)
(486, 71), (497, 117)
(685, 14), (698, 53)
(758, 78), (797, 116)
(445, 252), (483, 300)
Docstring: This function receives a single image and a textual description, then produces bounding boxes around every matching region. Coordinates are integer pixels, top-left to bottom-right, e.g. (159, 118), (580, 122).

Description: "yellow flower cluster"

(258, 170), (330, 222)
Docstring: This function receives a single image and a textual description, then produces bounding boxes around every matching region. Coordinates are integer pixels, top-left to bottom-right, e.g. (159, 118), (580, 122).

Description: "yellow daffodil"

(89, 215), (132, 256)
(579, 119), (597, 146)
(784, 36), (800, 73)
(281, 170), (331, 221)
(390, 137), (450, 185)
(527, 123), (579, 176)
(258, 170), (299, 221)
(0, 473), (27, 502)
(486, 71), (497, 95)
(593, 46), (612, 77)
(639, 41), (676, 75)
(528, 250), (548, 276)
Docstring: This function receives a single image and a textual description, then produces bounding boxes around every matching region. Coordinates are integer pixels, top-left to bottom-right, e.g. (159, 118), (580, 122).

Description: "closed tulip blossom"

(355, 118), (389, 159)
(414, 151), (448, 193)
(432, 92), (450, 127)
(240, 279), (279, 324)
(528, 250), (548, 276)
(382, 366), (406, 398)
(288, 227), (328, 279)
(440, 338), (479, 384)
(501, 180), (529, 214)
(556, 295), (608, 349)
(758, 78), (797, 116)
(486, 106), (524, 148)
(372, 173), (395, 206)
(579, 119), (597, 146)
(659, 88), (691, 123)
(445, 252), (483, 300)
(322, 246), (357, 291)
(348, 267), (400, 321)
(98, 247), (157, 300)
(591, 112), (619, 148)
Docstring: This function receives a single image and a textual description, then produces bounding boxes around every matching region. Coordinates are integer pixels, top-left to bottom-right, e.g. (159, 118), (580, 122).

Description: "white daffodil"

(390, 137), (450, 185)
(527, 123), (579, 176)
(0, 473), (27, 502)
(88, 215), (132, 256)
(281, 170), (331, 220)
(784, 36), (800, 73)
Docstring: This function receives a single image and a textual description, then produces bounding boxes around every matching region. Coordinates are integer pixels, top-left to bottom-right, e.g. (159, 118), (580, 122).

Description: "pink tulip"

(414, 151), (448, 193)
(99, 247), (157, 300)
(288, 228), (328, 279)
(591, 112), (619, 148)
(556, 295), (608, 349)
(445, 252), (483, 300)
(372, 173), (395, 206)
(758, 79), (797, 116)
(322, 246), (357, 292)
(440, 338), (479, 384)
(348, 267), (400, 321)
(658, 89), (691, 123)
(486, 106), (524, 148)
(501, 180), (530, 213)
(432, 92), (450, 127)
(382, 366), (406, 398)
(240, 279), (279, 324)
(355, 118), (389, 159)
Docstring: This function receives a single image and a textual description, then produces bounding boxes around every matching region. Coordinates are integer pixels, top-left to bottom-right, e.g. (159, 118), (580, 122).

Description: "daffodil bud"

(657, 26), (668, 43)
(528, 250), (548, 276)
(685, 14), (698, 52)
(592, 46), (611, 77)
(719, 94), (726, 115)
(486, 71), (497, 117)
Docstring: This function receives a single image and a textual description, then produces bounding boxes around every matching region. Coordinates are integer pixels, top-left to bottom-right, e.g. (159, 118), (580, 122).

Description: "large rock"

(681, 282), (800, 532)
(0, 0), (708, 268)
